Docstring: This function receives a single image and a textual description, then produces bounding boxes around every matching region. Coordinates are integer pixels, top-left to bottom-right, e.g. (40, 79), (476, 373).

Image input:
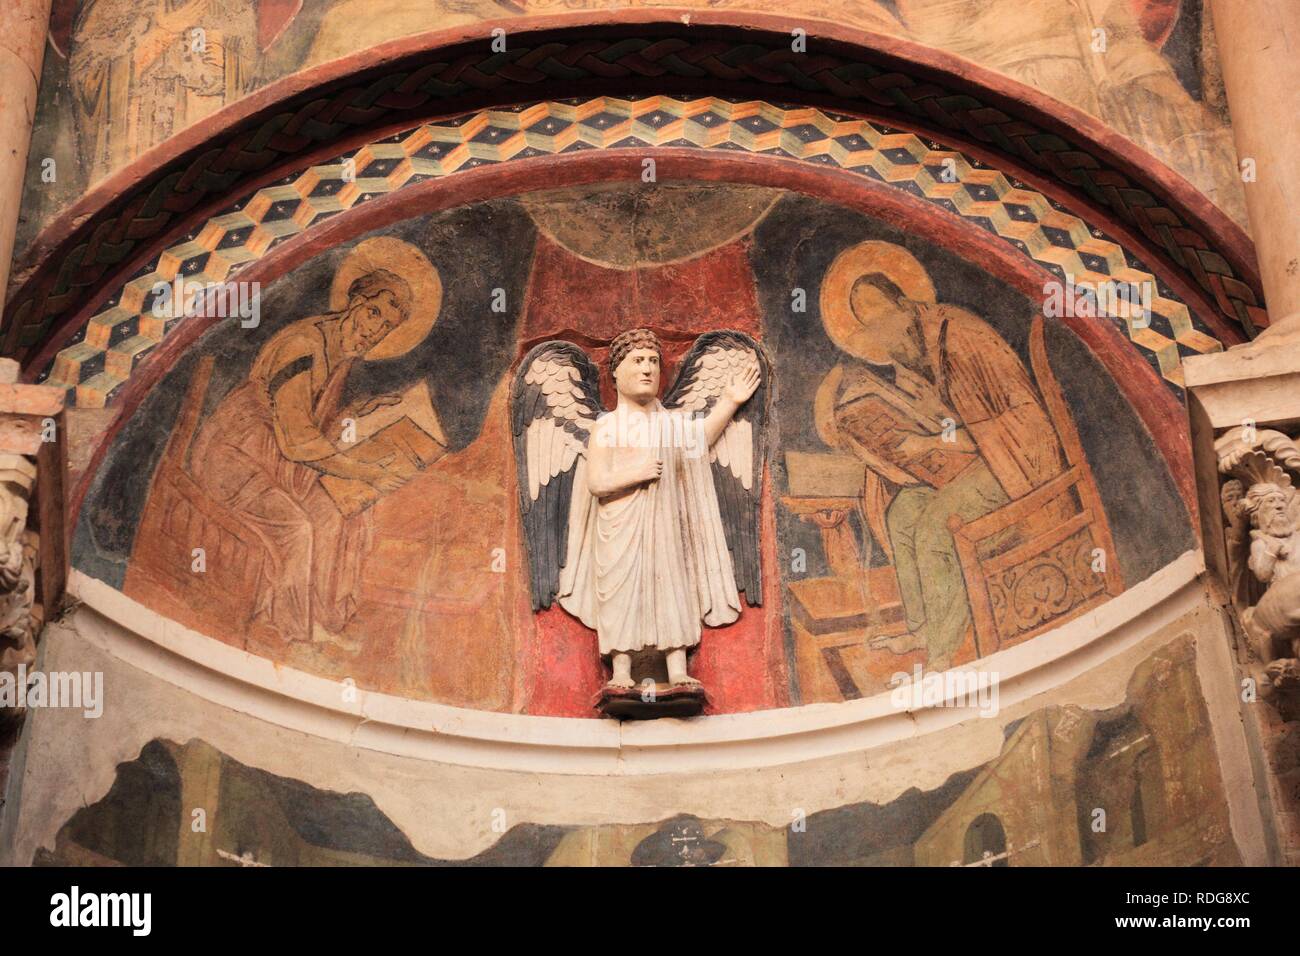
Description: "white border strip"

(68, 551), (1207, 775)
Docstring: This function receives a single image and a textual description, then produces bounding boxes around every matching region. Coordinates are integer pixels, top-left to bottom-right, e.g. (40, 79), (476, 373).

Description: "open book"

(320, 382), (449, 516)
(836, 376), (977, 488)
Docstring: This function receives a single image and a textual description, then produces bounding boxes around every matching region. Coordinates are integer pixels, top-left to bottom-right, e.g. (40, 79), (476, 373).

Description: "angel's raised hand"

(725, 362), (761, 405)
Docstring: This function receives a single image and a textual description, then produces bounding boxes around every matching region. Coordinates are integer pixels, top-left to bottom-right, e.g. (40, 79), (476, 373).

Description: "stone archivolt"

(3, 21), (1262, 373)
(47, 97), (1220, 408)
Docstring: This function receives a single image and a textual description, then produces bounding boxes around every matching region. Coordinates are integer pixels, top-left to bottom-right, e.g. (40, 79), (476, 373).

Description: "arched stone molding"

(4, 13), (1263, 369)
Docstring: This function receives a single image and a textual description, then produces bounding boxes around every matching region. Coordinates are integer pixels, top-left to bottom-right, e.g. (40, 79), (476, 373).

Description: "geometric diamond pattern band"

(42, 96), (1221, 407)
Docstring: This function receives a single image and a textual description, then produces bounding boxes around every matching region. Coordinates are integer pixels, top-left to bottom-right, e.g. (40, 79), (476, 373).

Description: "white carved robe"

(557, 404), (741, 655)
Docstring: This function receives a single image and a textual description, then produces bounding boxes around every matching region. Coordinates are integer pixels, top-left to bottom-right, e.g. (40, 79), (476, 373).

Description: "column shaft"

(0, 0), (53, 322)
(1210, 0), (1300, 331)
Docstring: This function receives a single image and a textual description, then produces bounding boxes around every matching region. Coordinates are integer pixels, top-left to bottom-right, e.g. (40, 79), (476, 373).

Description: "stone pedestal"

(595, 683), (707, 720)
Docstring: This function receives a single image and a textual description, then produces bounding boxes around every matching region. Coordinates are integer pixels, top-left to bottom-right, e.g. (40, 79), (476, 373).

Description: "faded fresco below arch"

(33, 635), (1240, 866)
(73, 180), (1195, 718)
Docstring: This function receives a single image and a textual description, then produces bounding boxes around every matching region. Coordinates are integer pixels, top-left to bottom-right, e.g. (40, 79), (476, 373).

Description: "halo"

(819, 241), (935, 362)
(329, 237), (442, 360)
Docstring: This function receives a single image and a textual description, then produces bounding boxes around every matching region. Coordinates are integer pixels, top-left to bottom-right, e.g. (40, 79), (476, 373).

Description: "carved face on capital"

(614, 347), (661, 402)
(1249, 484), (1295, 537)
(0, 480), (29, 583)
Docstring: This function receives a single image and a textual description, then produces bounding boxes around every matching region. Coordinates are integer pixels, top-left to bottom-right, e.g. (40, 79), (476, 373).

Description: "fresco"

(34, 739), (570, 866)
(756, 193), (1194, 704)
(41, 96), (1230, 410)
(84, 202), (537, 710)
(34, 636), (1242, 865)
(12, 0), (1244, 269)
(74, 181), (1196, 715)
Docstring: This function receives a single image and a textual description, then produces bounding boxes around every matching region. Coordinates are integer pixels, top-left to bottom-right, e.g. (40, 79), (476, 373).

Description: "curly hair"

(1242, 482), (1290, 514)
(607, 328), (662, 380)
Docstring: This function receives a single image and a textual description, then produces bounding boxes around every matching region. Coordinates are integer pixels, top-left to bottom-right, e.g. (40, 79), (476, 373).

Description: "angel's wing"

(663, 330), (771, 606)
(511, 342), (605, 610)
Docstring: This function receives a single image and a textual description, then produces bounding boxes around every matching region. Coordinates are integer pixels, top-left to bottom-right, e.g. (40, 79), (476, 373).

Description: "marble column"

(0, 0), (53, 322)
(1209, 0), (1300, 337)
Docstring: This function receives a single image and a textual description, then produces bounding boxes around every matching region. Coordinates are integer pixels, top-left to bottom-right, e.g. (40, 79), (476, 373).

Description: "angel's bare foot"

(665, 648), (701, 688)
(607, 652), (634, 690)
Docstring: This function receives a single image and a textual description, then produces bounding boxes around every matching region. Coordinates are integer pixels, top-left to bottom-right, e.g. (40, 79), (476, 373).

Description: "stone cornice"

(68, 550), (1209, 776)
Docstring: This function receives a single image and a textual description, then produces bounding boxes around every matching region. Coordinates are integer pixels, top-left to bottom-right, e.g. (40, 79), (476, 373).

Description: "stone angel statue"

(511, 328), (770, 701)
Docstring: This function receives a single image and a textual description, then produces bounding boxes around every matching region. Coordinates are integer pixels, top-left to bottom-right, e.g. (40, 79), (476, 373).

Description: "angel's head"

(609, 328), (662, 404)
(1243, 482), (1296, 536)
(340, 269), (413, 356)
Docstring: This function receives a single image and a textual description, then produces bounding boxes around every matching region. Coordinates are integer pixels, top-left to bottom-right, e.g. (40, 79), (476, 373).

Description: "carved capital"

(1185, 343), (1300, 857)
(1214, 425), (1300, 692)
(0, 453), (37, 677)
(0, 358), (67, 720)
(1185, 343), (1300, 704)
